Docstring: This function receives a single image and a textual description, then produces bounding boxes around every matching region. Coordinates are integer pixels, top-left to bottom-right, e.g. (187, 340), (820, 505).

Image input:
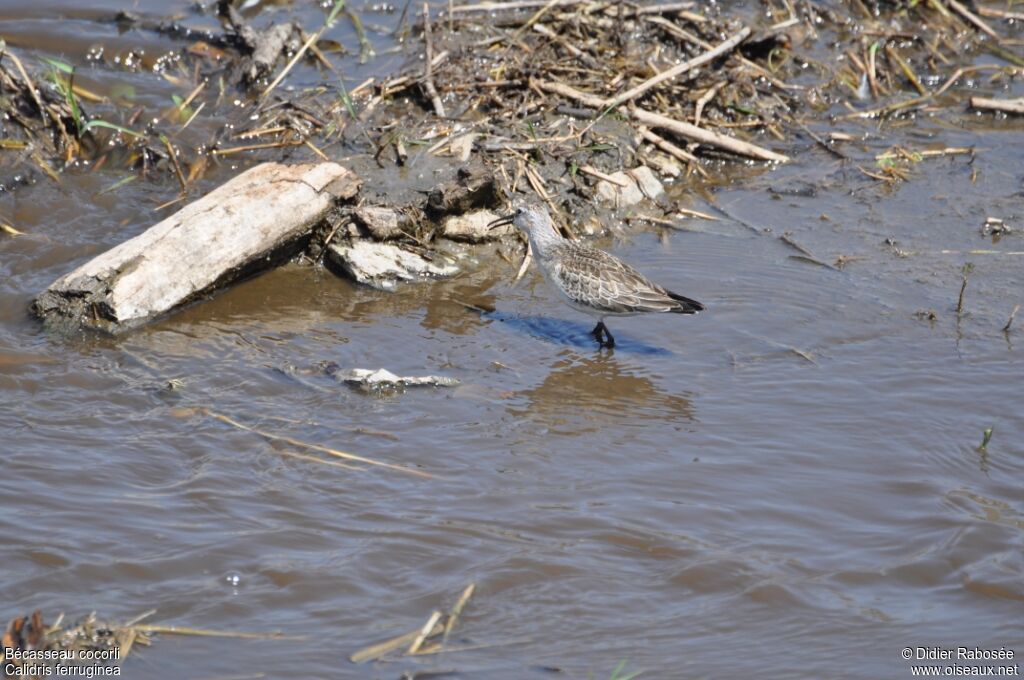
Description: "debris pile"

(7, 0), (1024, 299)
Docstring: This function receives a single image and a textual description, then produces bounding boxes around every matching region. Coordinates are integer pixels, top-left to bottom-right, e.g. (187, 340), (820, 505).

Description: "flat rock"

(327, 240), (457, 291)
(595, 165), (665, 208)
(441, 209), (513, 243)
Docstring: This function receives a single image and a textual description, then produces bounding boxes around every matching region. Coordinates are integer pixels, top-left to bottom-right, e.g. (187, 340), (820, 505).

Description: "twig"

(579, 165), (629, 187)
(133, 624), (304, 640)
(161, 136), (188, 194)
(875, 147), (973, 161)
(346, 8), (375, 64)
(350, 622), (442, 664)
(957, 263), (973, 315)
(604, 27), (750, 111)
(646, 15), (802, 91)
(423, 3), (446, 117)
(261, 30), (319, 100)
(844, 65), (998, 119)
(180, 101), (206, 131)
(970, 96), (1024, 115)
(449, 0), (583, 12)
(537, 80), (789, 162)
(512, 0), (563, 40)
(693, 81), (725, 127)
(1004, 304), (1020, 332)
(977, 6), (1024, 20)
(177, 80), (206, 112)
(442, 584), (476, 639)
(884, 45), (927, 95)
(414, 638), (533, 656)
(866, 41), (881, 99)
(407, 611), (443, 655)
(636, 127), (709, 177)
(675, 207), (720, 221)
(946, 0), (1001, 41)
(7, 51), (73, 151)
(533, 22), (588, 61)
(796, 121), (847, 159)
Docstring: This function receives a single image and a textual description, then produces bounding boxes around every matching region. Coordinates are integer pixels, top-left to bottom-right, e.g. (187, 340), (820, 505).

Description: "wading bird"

(489, 206), (704, 348)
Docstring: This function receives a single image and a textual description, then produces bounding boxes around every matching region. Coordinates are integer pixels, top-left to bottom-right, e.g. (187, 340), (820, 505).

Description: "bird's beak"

(488, 214), (515, 231)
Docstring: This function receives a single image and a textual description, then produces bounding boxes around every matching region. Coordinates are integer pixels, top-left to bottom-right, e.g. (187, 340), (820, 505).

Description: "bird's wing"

(552, 245), (689, 314)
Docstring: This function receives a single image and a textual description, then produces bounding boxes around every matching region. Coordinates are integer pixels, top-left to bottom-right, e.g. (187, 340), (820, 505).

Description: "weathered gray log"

(32, 162), (360, 333)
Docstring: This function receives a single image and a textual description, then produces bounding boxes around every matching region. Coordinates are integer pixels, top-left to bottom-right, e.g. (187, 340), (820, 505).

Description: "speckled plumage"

(489, 206), (704, 347)
(542, 239), (704, 317)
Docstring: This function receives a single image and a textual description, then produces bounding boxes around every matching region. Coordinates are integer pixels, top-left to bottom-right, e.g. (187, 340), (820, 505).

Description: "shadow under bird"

(488, 206), (704, 348)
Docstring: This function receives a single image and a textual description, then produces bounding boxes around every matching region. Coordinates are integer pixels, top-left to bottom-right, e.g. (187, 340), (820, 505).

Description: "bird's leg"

(602, 324), (616, 349)
(591, 321), (615, 348)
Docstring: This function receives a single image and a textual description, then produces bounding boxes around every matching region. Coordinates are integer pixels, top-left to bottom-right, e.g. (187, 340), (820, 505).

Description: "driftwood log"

(32, 162), (360, 333)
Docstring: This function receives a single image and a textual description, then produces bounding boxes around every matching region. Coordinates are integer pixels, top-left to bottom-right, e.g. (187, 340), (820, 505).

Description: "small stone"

(353, 206), (409, 240)
(594, 165), (664, 207)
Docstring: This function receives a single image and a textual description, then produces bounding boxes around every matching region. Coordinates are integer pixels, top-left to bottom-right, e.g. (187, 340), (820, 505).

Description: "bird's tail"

(666, 290), (705, 314)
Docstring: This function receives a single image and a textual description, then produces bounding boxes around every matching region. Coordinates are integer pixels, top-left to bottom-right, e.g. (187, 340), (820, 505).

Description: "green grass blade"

(39, 55), (74, 74)
(325, 0), (346, 27)
(98, 174), (138, 195)
(83, 120), (145, 138)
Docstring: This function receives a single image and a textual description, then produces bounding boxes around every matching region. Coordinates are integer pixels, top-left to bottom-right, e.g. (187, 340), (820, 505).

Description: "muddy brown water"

(2, 1), (1023, 678)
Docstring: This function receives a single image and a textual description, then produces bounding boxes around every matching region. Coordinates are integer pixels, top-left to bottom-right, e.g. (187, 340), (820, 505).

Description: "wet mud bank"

(14, 0), (1024, 334)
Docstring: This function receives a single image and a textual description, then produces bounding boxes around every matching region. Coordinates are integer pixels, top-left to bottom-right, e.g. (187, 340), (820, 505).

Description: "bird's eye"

(515, 208), (524, 216)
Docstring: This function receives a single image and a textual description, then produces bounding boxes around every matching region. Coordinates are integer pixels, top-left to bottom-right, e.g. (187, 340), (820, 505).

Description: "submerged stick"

(957, 263), (973, 315)
(350, 621), (444, 664)
(442, 583), (476, 639)
(1004, 304), (1019, 333)
(407, 610), (443, 654)
(411, 638), (532, 656)
(204, 408), (433, 479)
(133, 624), (304, 640)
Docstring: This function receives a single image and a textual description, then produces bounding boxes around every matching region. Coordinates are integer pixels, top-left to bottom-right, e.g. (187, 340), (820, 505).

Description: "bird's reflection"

(510, 352), (696, 433)
(482, 311), (672, 355)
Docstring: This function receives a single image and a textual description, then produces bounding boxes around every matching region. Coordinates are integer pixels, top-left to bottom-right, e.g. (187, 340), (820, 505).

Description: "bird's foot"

(591, 322), (615, 349)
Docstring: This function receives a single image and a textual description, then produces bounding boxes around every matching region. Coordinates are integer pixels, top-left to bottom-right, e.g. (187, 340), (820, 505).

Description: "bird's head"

(487, 205), (550, 236)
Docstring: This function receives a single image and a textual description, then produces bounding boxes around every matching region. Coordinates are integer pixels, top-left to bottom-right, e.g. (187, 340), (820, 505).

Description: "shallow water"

(2, 1), (1023, 678)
